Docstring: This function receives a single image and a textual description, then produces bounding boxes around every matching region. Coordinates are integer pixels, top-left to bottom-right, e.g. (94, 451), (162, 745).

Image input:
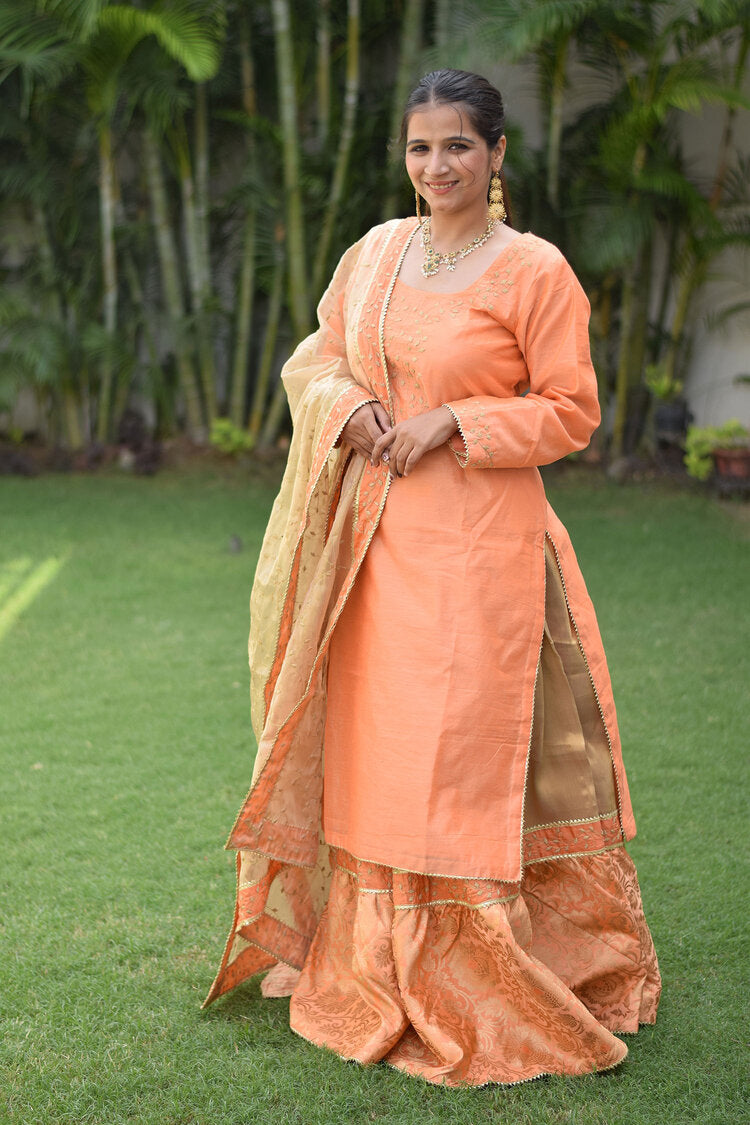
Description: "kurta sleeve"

(443, 251), (600, 469)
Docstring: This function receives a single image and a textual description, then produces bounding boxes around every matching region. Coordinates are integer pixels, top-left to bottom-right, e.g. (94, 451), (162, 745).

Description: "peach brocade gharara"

(203, 219), (661, 1087)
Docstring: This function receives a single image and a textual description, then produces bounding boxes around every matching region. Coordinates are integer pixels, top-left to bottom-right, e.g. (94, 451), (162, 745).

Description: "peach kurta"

(324, 235), (613, 878)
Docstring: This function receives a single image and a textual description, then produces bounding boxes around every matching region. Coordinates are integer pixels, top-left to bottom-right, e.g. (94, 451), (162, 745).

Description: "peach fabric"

(204, 220), (643, 1012)
(284, 846), (659, 1087)
(324, 249), (621, 878)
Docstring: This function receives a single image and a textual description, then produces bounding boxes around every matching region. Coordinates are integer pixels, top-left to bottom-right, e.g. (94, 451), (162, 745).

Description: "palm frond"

(570, 196), (654, 273)
(41, 0), (109, 40)
(0, 5), (77, 104)
(706, 297), (750, 328)
(634, 165), (714, 219)
(653, 72), (750, 118)
(97, 2), (223, 84)
(693, 0), (750, 32)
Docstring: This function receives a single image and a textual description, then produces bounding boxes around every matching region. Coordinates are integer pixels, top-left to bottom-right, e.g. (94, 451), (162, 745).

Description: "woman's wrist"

(440, 404), (460, 439)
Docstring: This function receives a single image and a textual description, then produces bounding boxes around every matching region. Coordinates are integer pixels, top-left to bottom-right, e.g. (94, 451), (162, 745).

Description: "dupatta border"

(225, 221), (418, 856)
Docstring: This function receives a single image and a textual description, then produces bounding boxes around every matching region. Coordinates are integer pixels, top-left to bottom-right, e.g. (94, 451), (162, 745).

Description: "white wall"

(679, 100), (750, 427)
(481, 56), (750, 429)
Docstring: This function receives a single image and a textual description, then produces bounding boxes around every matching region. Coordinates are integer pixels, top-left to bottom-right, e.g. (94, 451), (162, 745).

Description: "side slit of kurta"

(522, 538), (623, 863)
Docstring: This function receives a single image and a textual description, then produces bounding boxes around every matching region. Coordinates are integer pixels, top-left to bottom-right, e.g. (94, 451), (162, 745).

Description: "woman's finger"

(389, 436), (407, 478)
(363, 410), (385, 448)
(371, 428), (395, 463)
(372, 402), (392, 433)
(340, 410), (369, 450)
(403, 444), (424, 476)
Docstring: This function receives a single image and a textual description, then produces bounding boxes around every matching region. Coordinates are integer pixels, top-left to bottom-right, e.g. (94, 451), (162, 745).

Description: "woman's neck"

(427, 205), (490, 252)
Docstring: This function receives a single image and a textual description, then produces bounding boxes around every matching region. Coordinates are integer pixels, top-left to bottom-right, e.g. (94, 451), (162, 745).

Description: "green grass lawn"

(1, 467), (747, 1125)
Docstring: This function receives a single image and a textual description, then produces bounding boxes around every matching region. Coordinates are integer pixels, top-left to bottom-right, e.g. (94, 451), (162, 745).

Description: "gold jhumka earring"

(415, 190), (424, 224)
(488, 171), (507, 223)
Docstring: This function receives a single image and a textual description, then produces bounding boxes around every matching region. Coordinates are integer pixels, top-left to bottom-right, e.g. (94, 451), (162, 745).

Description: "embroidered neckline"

(395, 230), (534, 296)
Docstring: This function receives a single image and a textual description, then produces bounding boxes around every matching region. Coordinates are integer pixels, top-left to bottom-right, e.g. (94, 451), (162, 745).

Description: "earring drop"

(488, 171), (507, 223)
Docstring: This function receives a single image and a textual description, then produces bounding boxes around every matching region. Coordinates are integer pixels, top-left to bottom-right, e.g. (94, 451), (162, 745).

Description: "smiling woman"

(403, 104), (509, 285)
(407, 112), (504, 220)
(204, 69), (661, 1087)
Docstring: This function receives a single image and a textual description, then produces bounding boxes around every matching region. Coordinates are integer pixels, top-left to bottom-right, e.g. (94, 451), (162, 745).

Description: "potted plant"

(645, 363), (690, 445)
(684, 419), (750, 482)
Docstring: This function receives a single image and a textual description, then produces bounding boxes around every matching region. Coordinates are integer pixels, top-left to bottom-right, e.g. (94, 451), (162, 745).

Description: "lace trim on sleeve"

(442, 403), (470, 467)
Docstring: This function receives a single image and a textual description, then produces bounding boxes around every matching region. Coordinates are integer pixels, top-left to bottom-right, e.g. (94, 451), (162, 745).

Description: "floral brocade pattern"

(286, 845), (660, 1087)
(523, 811), (624, 866)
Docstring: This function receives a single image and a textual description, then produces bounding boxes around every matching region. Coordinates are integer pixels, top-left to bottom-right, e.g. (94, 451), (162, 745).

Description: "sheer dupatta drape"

(203, 221), (410, 1006)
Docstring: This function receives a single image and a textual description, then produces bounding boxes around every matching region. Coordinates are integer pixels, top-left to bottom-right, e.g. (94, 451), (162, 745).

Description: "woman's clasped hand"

(340, 401), (458, 477)
(337, 401), (391, 461)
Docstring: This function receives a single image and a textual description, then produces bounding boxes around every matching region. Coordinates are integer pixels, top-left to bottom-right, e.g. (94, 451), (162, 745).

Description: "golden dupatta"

(203, 220), (416, 1005)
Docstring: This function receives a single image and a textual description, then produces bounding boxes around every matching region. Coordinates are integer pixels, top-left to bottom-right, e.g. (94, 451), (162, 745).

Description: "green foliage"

(97, 2), (225, 83)
(684, 417), (750, 479)
(209, 416), (254, 454)
(0, 5), (78, 106)
(0, 289), (132, 396)
(645, 363), (683, 402)
(0, 0), (748, 449)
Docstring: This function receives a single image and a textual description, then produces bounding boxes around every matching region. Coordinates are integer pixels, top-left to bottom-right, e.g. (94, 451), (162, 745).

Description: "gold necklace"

(420, 216), (497, 277)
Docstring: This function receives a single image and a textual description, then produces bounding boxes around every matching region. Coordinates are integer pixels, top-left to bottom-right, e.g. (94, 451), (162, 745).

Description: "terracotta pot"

(712, 447), (750, 478)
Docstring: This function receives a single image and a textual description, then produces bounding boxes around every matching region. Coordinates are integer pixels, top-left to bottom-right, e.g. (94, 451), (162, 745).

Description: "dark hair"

(400, 69), (513, 226)
(400, 69), (505, 148)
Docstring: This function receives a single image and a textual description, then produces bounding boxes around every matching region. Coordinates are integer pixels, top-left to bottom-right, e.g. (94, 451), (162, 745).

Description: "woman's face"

(405, 101), (505, 220)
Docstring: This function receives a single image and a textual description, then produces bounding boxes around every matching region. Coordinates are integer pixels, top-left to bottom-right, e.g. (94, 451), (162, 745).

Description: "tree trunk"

(546, 35), (569, 211)
(193, 84), (217, 419)
(610, 255), (639, 458)
(143, 127), (205, 441)
(627, 237), (652, 450)
(660, 257), (702, 389)
(652, 222), (679, 364)
(250, 232), (285, 444)
(194, 83), (211, 292)
(271, 0), (311, 341)
(32, 203), (69, 445)
(312, 0), (361, 297)
(63, 388), (84, 451)
(610, 131), (650, 457)
(434, 0), (451, 51)
(589, 274), (614, 419)
(316, 0), (331, 150)
(123, 248), (172, 433)
(230, 210), (257, 428)
(175, 125), (217, 421)
(96, 122), (117, 442)
(630, 238), (651, 381)
(229, 14), (259, 427)
(381, 0), (425, 219)
(259, 362), (290, 449)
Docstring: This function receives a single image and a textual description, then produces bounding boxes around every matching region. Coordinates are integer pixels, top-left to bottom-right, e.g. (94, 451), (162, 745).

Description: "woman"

(204, 69), (661, 1087)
